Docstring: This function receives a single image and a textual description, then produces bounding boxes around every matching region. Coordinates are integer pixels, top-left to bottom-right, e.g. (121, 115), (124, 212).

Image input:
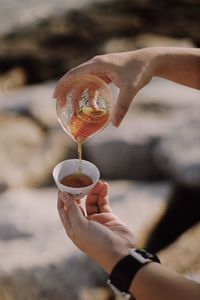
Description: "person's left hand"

(57, 181), (136, 273)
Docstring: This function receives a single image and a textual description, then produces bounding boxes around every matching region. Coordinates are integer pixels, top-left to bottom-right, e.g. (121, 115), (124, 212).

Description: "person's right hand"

(53, 48), (158, 127)
(57, 181), (136, 273)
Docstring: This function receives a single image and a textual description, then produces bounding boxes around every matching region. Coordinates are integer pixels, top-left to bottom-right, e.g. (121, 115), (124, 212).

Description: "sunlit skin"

(58, 181), (136, 263)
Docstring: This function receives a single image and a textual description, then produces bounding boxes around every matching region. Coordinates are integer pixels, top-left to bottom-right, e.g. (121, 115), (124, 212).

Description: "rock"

(28, 84), (58, 128)
(0, 82), (58, 129)
(108, 180), (170, 247)
(79, 287), (113, 300)
(102, 34), (194, 54)
(84, 116), (164, 180)
(158, 222), (200, 277)
(0, 113), (71, 188)
(0, 68), (27, 95)
(0, 1), (199, 83)
(0, 82), (77, 189)
(136, 79), (200, 187)
(84, 79), (200, 181)
(145, 183), (200, 252)
(0, 0), (103, 36)
(134, 78), (200, 113)
(80, 286), (125, 300)
(102, 37), (137, 54)
(132, 33), (194, 48)
(0, 181), (170, 299)
(154, 114), (200, 187)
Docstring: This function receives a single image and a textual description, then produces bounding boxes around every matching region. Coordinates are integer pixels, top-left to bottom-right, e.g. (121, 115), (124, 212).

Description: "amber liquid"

(70, 107), (110, 172)
(60, 173), (93, 188)
(70, 107), (110, 141)
(77, 139), (82, 172)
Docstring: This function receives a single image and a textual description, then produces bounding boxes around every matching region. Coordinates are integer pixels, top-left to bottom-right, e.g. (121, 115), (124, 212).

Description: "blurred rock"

(80, 286), (125, 300)
(145, 183), (200, 252)
(79, 287), (112, 300)
(0, 181), (169, 299)
(85, 79), (200, 181)
(154, 116), (200, 187)
(0, 1), (199, 83)
(158, 222), (200, 279)
(0, 113), (71, 188)
(0, 68), (27, 95)
(102, 37), (137, 54)
(102, 34), (194, 54)
(132, 33), (194, 48)
(134, 78), (200, 113)
(85, 116), (165, 180)
(0, 82), (58, 129)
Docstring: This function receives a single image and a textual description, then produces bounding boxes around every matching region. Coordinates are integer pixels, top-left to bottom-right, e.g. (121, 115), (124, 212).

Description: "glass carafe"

(56, 74), (112, 143)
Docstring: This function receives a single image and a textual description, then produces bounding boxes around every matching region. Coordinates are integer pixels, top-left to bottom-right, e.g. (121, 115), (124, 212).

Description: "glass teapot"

(56, 74), (112, 143)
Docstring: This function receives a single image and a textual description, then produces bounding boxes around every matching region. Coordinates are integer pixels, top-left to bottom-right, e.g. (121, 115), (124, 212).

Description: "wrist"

(94, 244), (130, 275)
(151, 47), (187, 78)
(107, 247), (130, 274)
(107, 248), (161, 299)
(136, 47), (163, 79)
(144, 47), (168, 78)
(104, 246), (130, 274)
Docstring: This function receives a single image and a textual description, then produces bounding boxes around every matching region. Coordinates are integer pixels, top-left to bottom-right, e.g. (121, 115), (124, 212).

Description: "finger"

(53, 59), (109, 99)
(56, 84), (73, 108)
(57, 192), (71, 231)
(74, 198), (86, 217)
(86, 181), (112, 215)
(54, 75), (78, 107)
(85, 181), (102, 215)
(87, 212), (120, 224)
(53, 73), (75, 99)
(62, 192), (86, 228)
(88, 88), (98, 111)
(53, 69), (89, 100)
(98, 75), (111, 84)
(71, 77), (103, 113)
(72, 86), (84, 115)
(111, 85), (137, 127)
(86, 79), (103, 112)
(90, 180), (103, 195)
(97, 182), (112, 213)
(57, 95), (67, 107)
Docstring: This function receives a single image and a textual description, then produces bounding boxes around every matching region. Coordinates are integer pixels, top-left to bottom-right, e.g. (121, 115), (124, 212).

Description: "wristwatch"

(107, 248), (161, 299)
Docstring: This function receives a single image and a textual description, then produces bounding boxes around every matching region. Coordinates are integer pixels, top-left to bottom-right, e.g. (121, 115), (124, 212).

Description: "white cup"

(52, 159), (100, 198)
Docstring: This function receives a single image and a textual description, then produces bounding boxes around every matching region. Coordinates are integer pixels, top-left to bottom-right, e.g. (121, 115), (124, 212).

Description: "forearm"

(130, 261), (200, 300)
(103, 245), (200, 300)
(153, 47), (200, 89)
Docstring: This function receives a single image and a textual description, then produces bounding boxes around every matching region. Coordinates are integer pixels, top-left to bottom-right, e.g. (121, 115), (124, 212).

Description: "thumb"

(111, 85), (137, 127)
(63, 193), (86, 228)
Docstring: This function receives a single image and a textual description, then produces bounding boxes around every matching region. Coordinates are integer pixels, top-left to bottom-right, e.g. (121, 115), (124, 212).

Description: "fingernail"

(112, 118), (121, 127)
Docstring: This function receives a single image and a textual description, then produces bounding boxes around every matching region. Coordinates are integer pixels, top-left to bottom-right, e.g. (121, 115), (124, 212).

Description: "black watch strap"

(108, 248), (160, 298)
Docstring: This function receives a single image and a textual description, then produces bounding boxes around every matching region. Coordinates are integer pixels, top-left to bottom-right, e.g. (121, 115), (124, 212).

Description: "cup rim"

(53, 159), (100, 190)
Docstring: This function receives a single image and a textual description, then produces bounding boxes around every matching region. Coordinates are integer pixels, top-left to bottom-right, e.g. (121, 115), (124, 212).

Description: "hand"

(53, 48), (158, 126)
(57, 181), (136, 273)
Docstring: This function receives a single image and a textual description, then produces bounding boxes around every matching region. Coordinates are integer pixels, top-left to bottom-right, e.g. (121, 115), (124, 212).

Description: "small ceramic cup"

(52, 159), (100, 198)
